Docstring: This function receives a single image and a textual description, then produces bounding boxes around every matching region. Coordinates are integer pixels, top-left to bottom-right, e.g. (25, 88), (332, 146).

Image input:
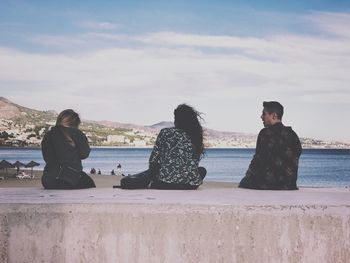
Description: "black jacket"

(239, 122), (302, 190)
(41, 126), (90, 174)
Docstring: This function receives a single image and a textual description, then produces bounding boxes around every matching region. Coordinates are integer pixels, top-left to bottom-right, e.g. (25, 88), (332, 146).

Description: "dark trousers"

(150, 166), (207, 190)
(42, 173), (96, 189)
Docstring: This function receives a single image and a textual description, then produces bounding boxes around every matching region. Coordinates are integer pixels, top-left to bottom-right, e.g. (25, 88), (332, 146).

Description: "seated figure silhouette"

(239, 101), (302, 190)
(41, 109), (96, 189)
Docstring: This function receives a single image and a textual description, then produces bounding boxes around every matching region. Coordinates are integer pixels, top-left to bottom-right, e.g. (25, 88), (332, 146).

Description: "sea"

(0, 148), (349, 187)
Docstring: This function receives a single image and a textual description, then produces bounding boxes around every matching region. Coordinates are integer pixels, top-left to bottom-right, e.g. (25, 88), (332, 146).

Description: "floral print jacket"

(149, 128), (202, 186)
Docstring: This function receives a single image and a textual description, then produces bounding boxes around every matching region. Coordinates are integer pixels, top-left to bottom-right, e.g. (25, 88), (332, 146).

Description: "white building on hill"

(107, 135), (125, 143)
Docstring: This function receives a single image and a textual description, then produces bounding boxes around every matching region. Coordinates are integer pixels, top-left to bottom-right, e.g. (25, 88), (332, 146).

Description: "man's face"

(261, 109), (277, 127)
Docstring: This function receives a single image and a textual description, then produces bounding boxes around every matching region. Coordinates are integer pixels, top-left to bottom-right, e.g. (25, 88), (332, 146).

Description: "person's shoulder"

(160, 127), (187, 139)
(261, 123), (286, 135)
(160, 127), (173, 132)
(159, 127), (176, 135)
(48, 126), (57, 132)
(156, 128), (171, 140)
(282, 125), (299, 136)
(288, 127), (300, 140)
(45, 126), (59, 137)
(42, 126), (60, 146)
(258, 127), (269, 136)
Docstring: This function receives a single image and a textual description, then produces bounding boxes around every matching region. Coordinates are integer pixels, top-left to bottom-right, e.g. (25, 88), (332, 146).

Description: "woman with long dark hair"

(41, 109), (96, 189)
(121, 104), (206, 190)
(149, 104), (206, 189)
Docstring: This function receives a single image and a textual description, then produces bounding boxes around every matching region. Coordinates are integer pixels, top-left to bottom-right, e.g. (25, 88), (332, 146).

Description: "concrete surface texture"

(0, 187), (349, 263)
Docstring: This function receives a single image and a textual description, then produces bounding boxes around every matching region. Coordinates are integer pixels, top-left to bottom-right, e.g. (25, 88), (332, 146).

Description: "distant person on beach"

(98, 169), (101, 175)
(41, 109), (96, 189)
(239, 101), (302, 190)
(116, 163), (121, 174)
(122, 104), (206, 189)
(111, 169), (115, 175)
(116, 163), (125, 176)
(90, 168), (96, 174)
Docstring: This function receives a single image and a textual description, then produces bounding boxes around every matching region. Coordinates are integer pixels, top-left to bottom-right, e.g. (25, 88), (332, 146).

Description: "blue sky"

(1, 1), (350, 142)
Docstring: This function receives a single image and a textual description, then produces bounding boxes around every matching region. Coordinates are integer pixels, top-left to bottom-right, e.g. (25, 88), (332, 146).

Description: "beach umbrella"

(12, 161), (26, 174)
(25, 161), (40, 177)
(0, 160), (14, 174)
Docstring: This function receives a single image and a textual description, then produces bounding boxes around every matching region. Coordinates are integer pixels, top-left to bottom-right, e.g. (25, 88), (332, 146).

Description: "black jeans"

(149, 166), (207, 190)
(42, 172), (96, 189)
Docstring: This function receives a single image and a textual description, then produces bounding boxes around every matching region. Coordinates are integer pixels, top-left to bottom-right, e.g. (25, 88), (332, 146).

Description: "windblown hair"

(174, 104), (205, 158)
(56, 109), (81, 147)
(56, 109), (81, 128)
(263, 101), (284, 120)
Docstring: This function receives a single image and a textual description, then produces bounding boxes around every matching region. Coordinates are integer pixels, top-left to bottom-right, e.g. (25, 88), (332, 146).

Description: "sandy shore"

(0, 169), (237, 189)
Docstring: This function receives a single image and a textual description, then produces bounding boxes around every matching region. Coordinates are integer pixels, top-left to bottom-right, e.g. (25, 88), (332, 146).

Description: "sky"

(0, 0), (349, 142)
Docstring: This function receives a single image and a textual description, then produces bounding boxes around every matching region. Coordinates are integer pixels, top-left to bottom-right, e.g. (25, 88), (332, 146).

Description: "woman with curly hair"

(122, 104), (206, 190)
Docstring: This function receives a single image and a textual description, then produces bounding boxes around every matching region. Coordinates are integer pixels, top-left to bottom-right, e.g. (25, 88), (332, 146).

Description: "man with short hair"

(239, 101), (302, 190)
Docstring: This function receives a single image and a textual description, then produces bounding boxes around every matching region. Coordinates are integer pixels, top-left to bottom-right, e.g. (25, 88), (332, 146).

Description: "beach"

(0, 169), (237, 189)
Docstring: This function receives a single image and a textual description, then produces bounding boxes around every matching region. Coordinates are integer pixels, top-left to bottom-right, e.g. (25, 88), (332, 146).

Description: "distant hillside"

(0, 96), (250, 136)
(0, 96), (349, 148)
(0, 97), (143, 131)
(149, 121), (174, 129)
(0, 97), (21, 119)
(205, 128), (256, 140)
(0, 97), (57, 125)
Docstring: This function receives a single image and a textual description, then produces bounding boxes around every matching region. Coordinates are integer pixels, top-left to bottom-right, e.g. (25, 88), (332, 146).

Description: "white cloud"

(1, 12), (350, 141)
(306, 12), (350, 38)
(139, 31), (350, 63)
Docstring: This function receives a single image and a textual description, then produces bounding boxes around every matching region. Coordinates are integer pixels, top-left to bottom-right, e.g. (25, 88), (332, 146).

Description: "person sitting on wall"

(41, 109), (96, 189)
(121, 104), (207, 190)
(239, 101), (302, 190)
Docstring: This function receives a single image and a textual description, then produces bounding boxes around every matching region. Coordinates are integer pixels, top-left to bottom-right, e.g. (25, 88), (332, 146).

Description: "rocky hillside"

(0, 97), (58, 127)
(0, 97), (349, 148)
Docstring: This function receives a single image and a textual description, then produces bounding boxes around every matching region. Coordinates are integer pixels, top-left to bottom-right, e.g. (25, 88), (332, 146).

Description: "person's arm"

(245, 129), (270, 188)
(75, 130), (91, 159)
(266, 129), (301, 190)
(41, 132), (51, 163)
(250, 129), (268, 171)
(149, 129), (164, 169)
(284, 130), (302, 190)
(293, 131), (302, 158)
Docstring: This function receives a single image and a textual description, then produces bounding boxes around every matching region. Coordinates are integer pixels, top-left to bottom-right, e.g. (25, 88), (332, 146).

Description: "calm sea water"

(0, 148), (349, 187)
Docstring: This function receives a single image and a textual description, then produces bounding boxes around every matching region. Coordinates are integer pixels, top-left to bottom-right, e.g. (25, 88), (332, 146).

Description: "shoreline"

(0, 169), (349, 189)
(1, 146), (350, 150)
(0, 170), (237, 189)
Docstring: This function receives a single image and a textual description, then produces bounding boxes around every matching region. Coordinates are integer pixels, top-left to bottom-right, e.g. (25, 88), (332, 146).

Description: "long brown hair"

(56, 109), (81, 147)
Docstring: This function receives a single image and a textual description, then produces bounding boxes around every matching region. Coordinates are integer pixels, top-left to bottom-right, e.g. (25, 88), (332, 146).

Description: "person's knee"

(198, 167), (207, 179)
(80, 175), (96, 188)
(238, 177), (249, 188)
(41, 176), (54, 189)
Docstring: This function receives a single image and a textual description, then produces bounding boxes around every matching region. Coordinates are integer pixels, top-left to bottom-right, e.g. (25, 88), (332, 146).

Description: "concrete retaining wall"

(1, 203), (349, 263)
